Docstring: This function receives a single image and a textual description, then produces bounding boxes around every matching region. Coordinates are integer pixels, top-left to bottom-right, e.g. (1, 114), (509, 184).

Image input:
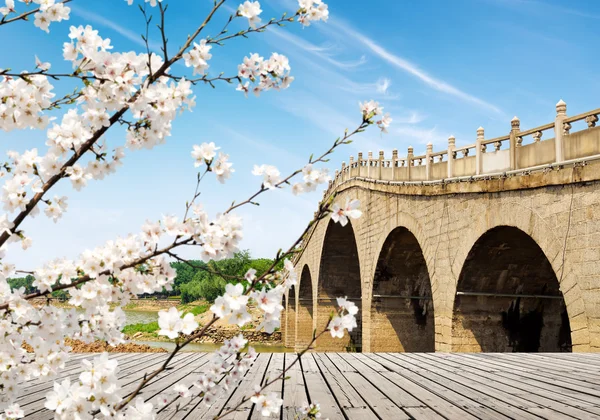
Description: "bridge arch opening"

(452, 226), (572, 352)
(297, 265), (314, 348)
(285, 284), (296, 348)
(317, 219), (362, 352)
(371, 227), (434, 352)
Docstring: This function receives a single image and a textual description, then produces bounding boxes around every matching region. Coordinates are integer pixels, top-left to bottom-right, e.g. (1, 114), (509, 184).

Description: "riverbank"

(30, 297), (181, 311)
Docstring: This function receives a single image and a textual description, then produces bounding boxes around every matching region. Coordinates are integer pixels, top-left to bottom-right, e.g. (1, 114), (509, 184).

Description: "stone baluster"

(367, 151), (373, 178)
(510, 116), (520, 169)
(392, 149), (398, 180)
(426, 142), (433, 180)
(357, 152), (363, 177)
(379, 150), (384, 179)
(407, 146), (414, 181)
(476, 127), (484, 175)
(349, 156), (354, 178)
(341, 162), (346, 182)
(448, 135), (455, 178)
(555, 99), (567, 163)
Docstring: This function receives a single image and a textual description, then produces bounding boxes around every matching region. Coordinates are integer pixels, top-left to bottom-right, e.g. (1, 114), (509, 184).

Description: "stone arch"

(370, 226), (435, 352)
(285, 284), (296, 348)
(452, 225), (572, 352)
(317, 219), (362, 351)
(449, 201), (590, 351)
(297, 265), (314, 349)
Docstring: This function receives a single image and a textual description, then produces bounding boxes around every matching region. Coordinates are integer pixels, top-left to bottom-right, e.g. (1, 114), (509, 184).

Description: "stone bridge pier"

(285, 101), (600, 353)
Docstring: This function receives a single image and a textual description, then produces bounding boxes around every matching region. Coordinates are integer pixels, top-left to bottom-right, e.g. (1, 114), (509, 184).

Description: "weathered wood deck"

(19, 352), (600, 419)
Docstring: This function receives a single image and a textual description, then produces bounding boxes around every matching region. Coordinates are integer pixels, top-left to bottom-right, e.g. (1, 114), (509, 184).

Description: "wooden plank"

(300, 353), (344, 420)
(313, 353), (378, 420)
(366, 353), (487, 420)
(379, 353), (512, 420)
(249, 353), (285, 419)
(349, 354), (426, 409)
(183, 353), (272, 420)
(405, 353), (561, 420)
(430, 353), (600, 419)
(24, 353), (193, 420)
(152, 353), (215, 419)
(282, 353), (309, 420)
(437, 353), (600, 418)
(457, 353), (600, 405)
(19, 353), (160, 409)
(472, 353), (600, 388)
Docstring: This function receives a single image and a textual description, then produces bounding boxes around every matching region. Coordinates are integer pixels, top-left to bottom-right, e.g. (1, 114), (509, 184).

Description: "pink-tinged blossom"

(191, 142), (219, 166)
(237, 1), (262, 28)
(331, 199), (362, 227)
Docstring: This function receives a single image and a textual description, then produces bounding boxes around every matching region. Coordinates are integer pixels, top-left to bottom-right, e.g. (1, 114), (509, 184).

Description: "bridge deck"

(19, 352), (600, 419)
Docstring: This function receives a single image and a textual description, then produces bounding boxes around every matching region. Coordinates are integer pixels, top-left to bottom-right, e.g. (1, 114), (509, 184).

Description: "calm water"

(123, 310), (158, 325)
(74, 308), (158, 325)
(76, 309), (289, 352)
(134, 340), (292, 353)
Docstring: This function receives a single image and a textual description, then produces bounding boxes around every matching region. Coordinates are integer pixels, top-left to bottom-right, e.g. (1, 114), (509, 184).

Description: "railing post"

(447, 135), (455, 178)
(341, 162), (346, 182)
(510, 116), (520, 170)
(367, 151), (373, 178)
(425, 142), (433, 180)
(555, 99), (567, 163)
(476, 127), (484, 175)
(392, 149), (398, 180)
(357, 152), (363, 177)
(407, 146), (414, 181)
(349, 156), (354, 178)
(378, 150), (384, 179)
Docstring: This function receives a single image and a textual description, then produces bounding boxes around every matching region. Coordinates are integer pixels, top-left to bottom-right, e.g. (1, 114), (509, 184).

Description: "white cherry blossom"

(331, 198), (362, 227)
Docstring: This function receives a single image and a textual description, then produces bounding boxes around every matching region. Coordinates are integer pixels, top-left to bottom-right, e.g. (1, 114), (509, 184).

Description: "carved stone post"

(349, 156), (354, 178)
(448, 135), (455, 178)
(367, 151), (373, 178)
(510, 116), (520, 170)
(357, 152), (363, 177)
(392, 149), (398, 180)
(378, 150), (384, 179)
(476, 127), (484, 175)
(407, 146), (414, 181)
(341, 162), (346, 182)
(555, 99), (567, 163)
(425, 142), (433, 180)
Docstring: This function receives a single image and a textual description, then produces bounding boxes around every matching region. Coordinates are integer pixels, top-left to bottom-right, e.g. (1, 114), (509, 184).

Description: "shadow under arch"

(297, 265), (314, 348)
(452, 225), (572, 352)
(317, 219), (362, 352)
(371, 226), (434, 352)
(285, 284), (296, 348)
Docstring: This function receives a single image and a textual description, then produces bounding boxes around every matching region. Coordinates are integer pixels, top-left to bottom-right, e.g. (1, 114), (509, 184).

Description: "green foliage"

(122, 321), (159, 335)
(7, 275), (36, 294)
(178, 302), (210, 316)
(181, 273), (226, 303)
(176, 250), (277, 303)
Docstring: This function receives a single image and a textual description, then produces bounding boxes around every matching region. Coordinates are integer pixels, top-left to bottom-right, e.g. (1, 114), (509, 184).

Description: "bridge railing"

(325, 100), (600, 196)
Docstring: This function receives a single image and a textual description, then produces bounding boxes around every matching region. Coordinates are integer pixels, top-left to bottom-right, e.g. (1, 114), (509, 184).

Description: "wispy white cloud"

(394, 110), (427, 124)
(268, 27), (367, 70)
(326, 19), (503, 115)
(218, 125), (304, 167)
(71, 6), (162, 51)
(393, 125), (450, 148)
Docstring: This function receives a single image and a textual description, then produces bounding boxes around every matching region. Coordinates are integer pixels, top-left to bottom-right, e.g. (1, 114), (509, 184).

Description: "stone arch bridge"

(284, 100), (600, 353)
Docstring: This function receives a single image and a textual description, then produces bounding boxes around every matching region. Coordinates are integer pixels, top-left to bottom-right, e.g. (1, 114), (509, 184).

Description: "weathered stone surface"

(286, 161), (600, 353)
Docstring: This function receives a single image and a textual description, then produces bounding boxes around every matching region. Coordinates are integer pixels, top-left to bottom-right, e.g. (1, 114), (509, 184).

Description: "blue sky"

(3, 0), (600, 270)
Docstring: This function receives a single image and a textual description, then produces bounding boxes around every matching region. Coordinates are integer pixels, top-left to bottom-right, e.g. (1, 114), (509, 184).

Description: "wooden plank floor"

(19, 353), (600, 419)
